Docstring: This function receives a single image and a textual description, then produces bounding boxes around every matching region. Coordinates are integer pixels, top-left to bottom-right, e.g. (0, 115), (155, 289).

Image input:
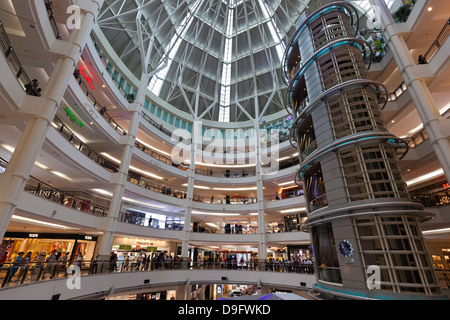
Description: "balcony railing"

(306, 193), (328, 213)
(52, 116), (119, 173)
(24, 176), (109, 217)
(411, 188), (450, 208)
(0, 258), (316, 289)
(0, 20), (37, 95)
(44, 0), (61, 40)
(74, 73), (127, 136)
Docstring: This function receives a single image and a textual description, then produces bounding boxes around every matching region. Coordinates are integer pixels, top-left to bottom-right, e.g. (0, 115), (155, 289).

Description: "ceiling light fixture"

(280, 207), (307, 213)
(101, 153), (163, 180)
(11, 215), (79, 230)
(212, 187), (258, 191)
(405, 169), (444, 186)
(192, 211), (241, 216)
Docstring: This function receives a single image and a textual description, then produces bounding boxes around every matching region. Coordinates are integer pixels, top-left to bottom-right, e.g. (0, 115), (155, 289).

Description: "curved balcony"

(0, 259), (317, 300)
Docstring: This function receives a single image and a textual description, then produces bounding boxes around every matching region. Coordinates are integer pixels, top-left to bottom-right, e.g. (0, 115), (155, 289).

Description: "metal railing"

(44, 0), (61, 40)
(24, 176), (110, 216)
(52, 116), (119, 173)
(0, 20), (37, 95)
(307, 193), (328, 213)
(264, 188), (305, 202)
(0, 258), (315, 288)
(74, 74), (127, 136)
(126, 174), (187, 199)
(411, 188), (450, 208)
(0, 157), (109, 217)
(436, 270), (450, 290)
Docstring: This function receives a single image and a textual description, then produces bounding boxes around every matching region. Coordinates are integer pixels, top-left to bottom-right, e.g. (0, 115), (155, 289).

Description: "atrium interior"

(0, 0), (448, 301)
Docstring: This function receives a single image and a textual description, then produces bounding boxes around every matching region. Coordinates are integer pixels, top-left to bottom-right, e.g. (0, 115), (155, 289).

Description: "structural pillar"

(0, 1), (103, 240)
(254, 121), (267, 268)
(180, 120), (201, 264)
(370, 0), (450, 181)
(97, 73), (146, 259)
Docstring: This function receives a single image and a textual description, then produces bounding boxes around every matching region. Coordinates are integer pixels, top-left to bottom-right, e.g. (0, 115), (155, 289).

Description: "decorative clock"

(338, 240), (353, 257)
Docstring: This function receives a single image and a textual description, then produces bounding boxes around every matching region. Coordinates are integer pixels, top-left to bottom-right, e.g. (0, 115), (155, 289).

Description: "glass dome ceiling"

(96, 0), (384, 122)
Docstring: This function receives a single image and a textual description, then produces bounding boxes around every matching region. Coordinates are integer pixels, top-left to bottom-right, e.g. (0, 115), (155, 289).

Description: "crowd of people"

(24, 79), (41, 96)
(1, 250), (85, 285)
(108, 252), (183, 272)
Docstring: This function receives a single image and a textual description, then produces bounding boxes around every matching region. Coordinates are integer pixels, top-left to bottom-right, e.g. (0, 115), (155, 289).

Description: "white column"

(0, 1), (103, 240)
(254, 121), (267, 266)
(371, 0), (450, 181)
(181, 120), (201, 259)
(97, 75), (146, 258)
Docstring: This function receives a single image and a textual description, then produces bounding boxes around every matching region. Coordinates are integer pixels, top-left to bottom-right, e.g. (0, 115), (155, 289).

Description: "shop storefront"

(287, 245), (312, 261)
(218, 251), (256, 269)
(0, 232), (98, 263)
(111, 237), (177, 265)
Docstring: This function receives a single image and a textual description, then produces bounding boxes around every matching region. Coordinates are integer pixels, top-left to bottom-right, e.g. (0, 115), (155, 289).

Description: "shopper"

(17, 251), (32, 282)
(136, 254), (142, 271)
(51, 252), (64, 278)
(109, 252), (117, 272)
(74, 252), (83, 268)
(91, 254), (100, 274)
(0, 251), (8, 268)
(418, 55), (427, 64)
(123, 255), (129, 271)
(42, 250), (57, 280)
(32, 251), (46, 280)
(7, 252), (24, 283)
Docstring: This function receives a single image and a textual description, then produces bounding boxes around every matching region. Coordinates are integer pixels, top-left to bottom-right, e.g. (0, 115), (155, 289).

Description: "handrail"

(0, 20), (37, 95)
(126, 174), (187, 199)
(24, 176), (110, 217)
(44, 0), (62, 40)
(388, 18), (450, 102)
(423, 18), (450, 63)
(411, 187), (450, 208)
(0, 157), (109, 216)
(0, 259), (316, 289)
(52, 116), (119, 173)
(74, 73), (127, 136)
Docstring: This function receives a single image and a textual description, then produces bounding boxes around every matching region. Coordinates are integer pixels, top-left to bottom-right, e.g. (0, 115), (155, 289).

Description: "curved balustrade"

(412, 189), (450, 208)
(44, 0), (61, 40)
(0, 257), (317, 289)
(24, 176), (110, 217)
(0, 20), (38, 96)
(0, 157), (109, 216)
(52, 116), (119, 173)
(74, 73), (127, 136)
(118, 210), (306, 236)
(126, 174), (187, 200)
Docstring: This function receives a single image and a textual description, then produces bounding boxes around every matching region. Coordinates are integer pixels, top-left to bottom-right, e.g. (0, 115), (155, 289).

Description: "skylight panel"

(148, 0), (202, 96)
(257, 0), (286, 62)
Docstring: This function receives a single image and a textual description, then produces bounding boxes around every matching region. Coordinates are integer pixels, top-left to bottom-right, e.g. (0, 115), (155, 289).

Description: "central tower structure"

(283, 0), (443, 299)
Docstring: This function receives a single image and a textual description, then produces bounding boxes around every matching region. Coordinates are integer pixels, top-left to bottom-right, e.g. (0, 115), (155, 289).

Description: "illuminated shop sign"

(78, 66), (95, 90)
(65, 106), (85, 128)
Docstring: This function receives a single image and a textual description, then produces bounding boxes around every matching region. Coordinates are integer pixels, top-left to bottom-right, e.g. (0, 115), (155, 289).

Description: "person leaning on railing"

(24, 79), (41, 96)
